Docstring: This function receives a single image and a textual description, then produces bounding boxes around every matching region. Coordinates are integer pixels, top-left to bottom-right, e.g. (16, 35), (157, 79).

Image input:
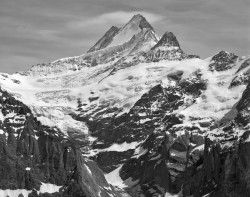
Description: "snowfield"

(0, 57), (246, 131)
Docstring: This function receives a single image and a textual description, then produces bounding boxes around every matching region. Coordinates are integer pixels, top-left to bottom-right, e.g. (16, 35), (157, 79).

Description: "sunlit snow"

(0, 189), (32, 197)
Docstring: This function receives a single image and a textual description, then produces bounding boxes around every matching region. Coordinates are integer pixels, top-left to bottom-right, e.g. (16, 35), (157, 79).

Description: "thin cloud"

(67, 11), (165, 29)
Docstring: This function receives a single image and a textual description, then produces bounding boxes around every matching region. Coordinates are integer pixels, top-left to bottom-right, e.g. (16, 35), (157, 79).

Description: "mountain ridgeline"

(0, 14), (250, 197)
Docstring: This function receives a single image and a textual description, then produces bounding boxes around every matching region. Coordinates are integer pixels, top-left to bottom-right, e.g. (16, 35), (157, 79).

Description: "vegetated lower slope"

(0, 14), (250, 197)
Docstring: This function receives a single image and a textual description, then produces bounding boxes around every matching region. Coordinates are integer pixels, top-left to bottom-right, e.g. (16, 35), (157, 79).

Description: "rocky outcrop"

(151, 31), (180, 50)
(209, 51), (239, 72)
(142, 31), (200, 62)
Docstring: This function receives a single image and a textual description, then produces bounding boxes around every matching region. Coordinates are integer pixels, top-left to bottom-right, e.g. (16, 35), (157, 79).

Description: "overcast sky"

(1, 0), (249, 73)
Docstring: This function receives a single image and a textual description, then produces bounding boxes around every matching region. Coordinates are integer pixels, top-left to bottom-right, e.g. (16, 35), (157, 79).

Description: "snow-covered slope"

(0, 51), (247, 126)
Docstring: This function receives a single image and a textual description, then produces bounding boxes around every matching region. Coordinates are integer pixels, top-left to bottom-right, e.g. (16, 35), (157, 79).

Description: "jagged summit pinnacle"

(151, 31), (180, 50)
(131, 14), (144, 19)
(124, 14), (155, 31)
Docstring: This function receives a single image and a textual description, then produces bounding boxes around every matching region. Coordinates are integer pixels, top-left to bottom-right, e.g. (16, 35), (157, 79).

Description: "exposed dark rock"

(120, 132), (172, 196)
(236, 58), (250, 73)
(230, 74), (249, 88)
(230, 58), (250, 88)
(151, 32), (180, 50)
(209, 51), (238, 71)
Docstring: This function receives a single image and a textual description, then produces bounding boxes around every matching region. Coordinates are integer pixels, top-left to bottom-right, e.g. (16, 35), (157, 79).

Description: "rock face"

(0, 14), (250, 197)
(0, 88), (122, 197)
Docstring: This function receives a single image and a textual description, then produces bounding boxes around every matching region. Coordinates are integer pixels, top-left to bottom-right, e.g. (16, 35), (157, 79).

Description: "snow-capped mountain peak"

(106, 14), (158, 48)
(88, 14), (157, 54)
(123, 14), (155, 31)
(23, 14), (162, 77)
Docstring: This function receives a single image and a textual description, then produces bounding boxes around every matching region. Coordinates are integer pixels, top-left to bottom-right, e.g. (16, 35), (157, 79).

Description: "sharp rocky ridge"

(0, 14), (250, 197)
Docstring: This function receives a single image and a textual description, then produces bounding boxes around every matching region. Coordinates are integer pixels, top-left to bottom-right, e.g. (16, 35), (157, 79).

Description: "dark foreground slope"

(0, 88), (123, 197)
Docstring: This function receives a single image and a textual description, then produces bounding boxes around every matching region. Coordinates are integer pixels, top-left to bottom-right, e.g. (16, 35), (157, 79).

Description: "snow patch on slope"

(102, 141), (139, 152)
(0, 189), (32, 197)
(105, 165), (126, 188)
(165, 192), (180, 197)
(84, 141), (140, 157)
(38, 182), (62, 194)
